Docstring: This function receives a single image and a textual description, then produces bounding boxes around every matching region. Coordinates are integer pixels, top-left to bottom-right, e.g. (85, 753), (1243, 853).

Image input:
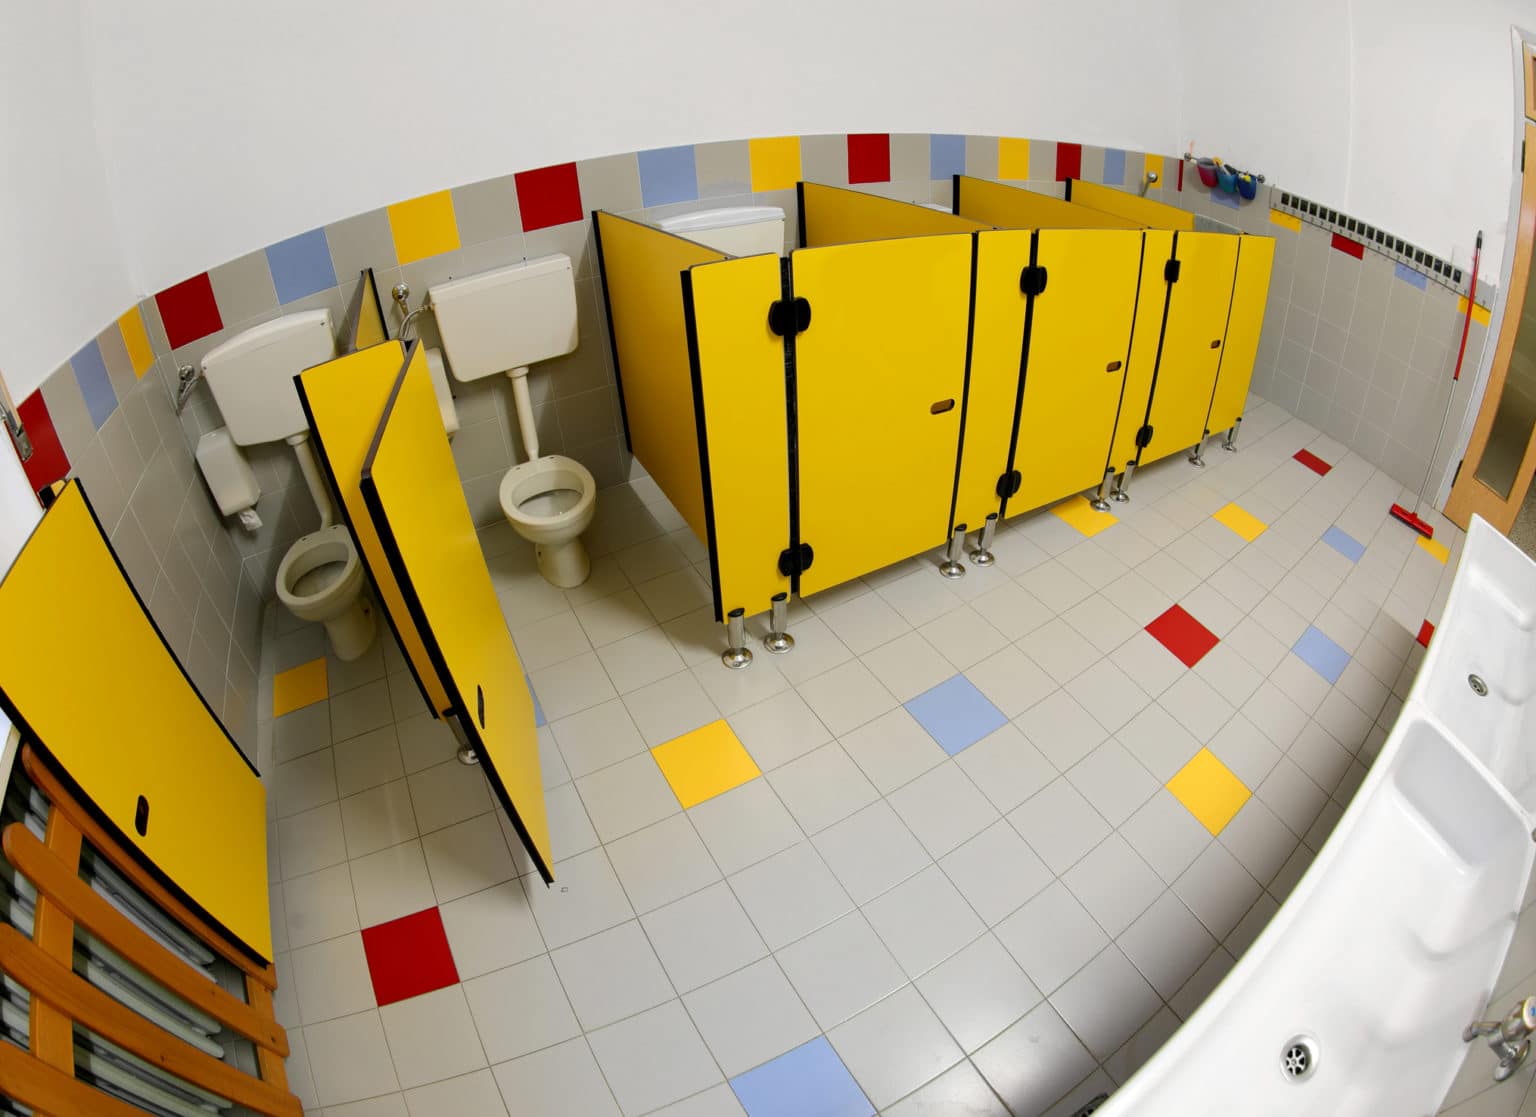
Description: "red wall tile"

(361, 907), (460, 1006)
(155, 273), (223, 350)
(847, 134), (891, 184)
(1330, 233), (1365, 260)
(515, 163), (584, 232)
(1056, 142), (1082, 182)
(16, 391), (69, 501)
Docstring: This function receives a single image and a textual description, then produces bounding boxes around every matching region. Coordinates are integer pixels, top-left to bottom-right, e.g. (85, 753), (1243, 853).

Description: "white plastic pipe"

(286, 432), (335, 528)
(507, 367), (538, 461)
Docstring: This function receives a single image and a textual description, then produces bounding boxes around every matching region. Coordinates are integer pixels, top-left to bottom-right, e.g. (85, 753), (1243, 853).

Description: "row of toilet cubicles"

(594, 175), (1275, 625)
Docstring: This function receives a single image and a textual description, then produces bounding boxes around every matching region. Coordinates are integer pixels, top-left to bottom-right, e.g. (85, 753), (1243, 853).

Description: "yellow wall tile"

(652, 720), (760, 809)
(749, 137), (802, 193)
(1142, 153), (1164, 189)
(1167, 748), (1250, 835)
(273, 657), (328, 717)
(1269, 209), (1302, 232)
(1457, 295), (1492, 327)
(998, 138), (1031, 180)
(387, 190), (461, 265)
(1212, 502), (1267, 542)
(118, 306), (155, 378)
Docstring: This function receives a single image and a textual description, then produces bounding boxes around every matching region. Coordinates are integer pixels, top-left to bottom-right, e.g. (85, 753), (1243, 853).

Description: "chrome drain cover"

(1282, 1035), (1318, 1082)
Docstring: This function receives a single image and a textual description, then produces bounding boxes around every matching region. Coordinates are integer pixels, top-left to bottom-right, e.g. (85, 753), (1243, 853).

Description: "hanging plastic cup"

(1196, 158), (1218, 188)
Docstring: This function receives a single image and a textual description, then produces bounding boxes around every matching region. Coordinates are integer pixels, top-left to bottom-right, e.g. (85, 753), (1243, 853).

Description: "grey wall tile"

(97, 321), (138, 404)
(209, 250), (280, 327)
(525, 219), (594, 280)
(328, 209), (398, 281)
(453, 175), (523, 246)
(889, 135), (929, 182)
(578, 153), (642, 214)
(695, 141), (751, 197)
(801, 134), (847, 186)
(965, 136), (998, 180)
(40, 362), (96, 463)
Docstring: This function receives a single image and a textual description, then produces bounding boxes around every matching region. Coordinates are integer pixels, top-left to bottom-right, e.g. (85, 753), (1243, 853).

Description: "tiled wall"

(8, 131), (1493, 768)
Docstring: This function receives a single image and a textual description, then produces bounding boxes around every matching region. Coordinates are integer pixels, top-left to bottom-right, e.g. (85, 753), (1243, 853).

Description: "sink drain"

(1282, 1035), (1318, 1082)
(1470, 674), (1489, 697)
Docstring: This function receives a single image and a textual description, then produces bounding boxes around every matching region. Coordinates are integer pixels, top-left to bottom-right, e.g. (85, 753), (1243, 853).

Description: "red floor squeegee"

(1390, 230), (1483, 539)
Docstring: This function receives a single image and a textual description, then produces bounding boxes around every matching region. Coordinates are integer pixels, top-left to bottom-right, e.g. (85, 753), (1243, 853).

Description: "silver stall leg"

(939, 523), (967, 579)
(968, 513), (998, 566)
(449, 715), (479, 766)
(764, 592), (794, 654)
(1110, 461), (1135, 503)
(1188, 435), (1207, 467)
(722, 607), (753, 670)
(1223, 417), (1242, 452)
(1090, 467), (1116, 512)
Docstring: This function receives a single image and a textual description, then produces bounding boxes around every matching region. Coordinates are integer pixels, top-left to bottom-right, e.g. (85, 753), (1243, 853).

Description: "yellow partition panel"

(953, 229), (1034, 530)
(683, 254), (792, 620)
(0, 482), (271, 961)
(594, 211), (726, 542)
(350, 267), (389, 352)
(799, 182), (985, 248)
(1205, 235), (1276, 435)
(954, 176), (1140, 230)
(1068, 177), (1195, 232)
(361, 343), (553, 882)
(1139, 232), (1240, 464)
(297, 341), (451, 717)
(792, 234), (973, 596)
(1108, 230), (1177, 469)
(1009, 228), (1144, 515)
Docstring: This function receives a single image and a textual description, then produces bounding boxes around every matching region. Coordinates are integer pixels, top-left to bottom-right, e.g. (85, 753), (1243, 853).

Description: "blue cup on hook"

(1235, 172), (1258, 200)
(1216, 164), (1237, 193)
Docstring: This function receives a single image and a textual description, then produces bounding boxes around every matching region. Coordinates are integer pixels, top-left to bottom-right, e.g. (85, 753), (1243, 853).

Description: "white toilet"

(199, 310), (376, 660)
(428, 255), (597, 589)
(657, 206), (786, 255)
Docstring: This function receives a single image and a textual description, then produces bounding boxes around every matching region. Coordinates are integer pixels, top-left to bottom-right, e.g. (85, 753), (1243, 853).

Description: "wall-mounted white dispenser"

(195, 427), (262, 530)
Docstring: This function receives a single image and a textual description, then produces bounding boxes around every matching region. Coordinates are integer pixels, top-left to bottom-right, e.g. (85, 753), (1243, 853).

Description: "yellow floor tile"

(651, 720), (761, 809)
(1418, 535), (1450, 564)
(273, 657), (328, 718)
(1050, 494), (1117, 538)
(1167, 748), (1250, 836)
(1212, 502), (1267, 542)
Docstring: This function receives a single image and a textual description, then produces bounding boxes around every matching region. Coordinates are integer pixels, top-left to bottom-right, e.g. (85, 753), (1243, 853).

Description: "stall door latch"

(1136, 424), (1154, 448)
(768, 297), (812, 337)
(1019, 266), (1048, 297)
(778, 542), (814, 576)
(996, 470), (1023, 498)
(1164, 259), (1181, 283)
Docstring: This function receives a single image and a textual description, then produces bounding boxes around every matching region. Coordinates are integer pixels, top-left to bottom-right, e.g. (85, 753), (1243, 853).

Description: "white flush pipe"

(506, 367), (539, 461)
(286, 432), (336, 529)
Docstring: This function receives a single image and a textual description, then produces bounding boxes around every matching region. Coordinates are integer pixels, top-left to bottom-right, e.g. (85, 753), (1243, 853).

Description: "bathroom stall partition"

(1065, 175), (1198, 231)
(797, 180), (985, 247)
(296, 339), (454, 719)
(360, 341), (554, 883)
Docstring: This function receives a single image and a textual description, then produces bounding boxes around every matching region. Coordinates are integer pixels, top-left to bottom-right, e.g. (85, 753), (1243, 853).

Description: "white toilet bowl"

(499, 455), (596, 588)
(276, 524), (375, 660)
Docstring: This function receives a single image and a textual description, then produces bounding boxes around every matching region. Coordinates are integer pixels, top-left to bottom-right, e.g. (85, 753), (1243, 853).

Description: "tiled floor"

(258, 396), (1473, 1116)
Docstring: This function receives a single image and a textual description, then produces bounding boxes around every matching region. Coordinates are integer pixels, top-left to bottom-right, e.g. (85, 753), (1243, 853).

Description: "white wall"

(0, 1), (136, 399)
(1178, 0), (1522, 275)
(82, 0), (1185, 294)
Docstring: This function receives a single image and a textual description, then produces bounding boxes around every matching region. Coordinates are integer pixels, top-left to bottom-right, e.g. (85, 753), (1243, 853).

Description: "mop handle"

(1453, 231), (1483, 381)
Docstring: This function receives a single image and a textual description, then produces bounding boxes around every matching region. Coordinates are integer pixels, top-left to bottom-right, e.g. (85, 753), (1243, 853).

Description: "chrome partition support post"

(1110, 462), (1135, 503)
(1223, 418), (1242, 451)
(968, 513), (997, 566)
(939, 524), (967, 579)
(764, 592), (794, 654)
(1188, 436), (1207, 467)
(448, 715), (479, 766)
(722, 607), (753, 670)
(1090, 468), (1115, 512)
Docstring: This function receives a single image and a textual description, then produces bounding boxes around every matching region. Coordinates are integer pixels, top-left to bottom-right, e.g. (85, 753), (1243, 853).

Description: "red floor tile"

(1417, 620), (1434, 647)
(1146, 605), (1219, 668)
(1294, 448), (1332, 476)
(361, 907), (460, 1006)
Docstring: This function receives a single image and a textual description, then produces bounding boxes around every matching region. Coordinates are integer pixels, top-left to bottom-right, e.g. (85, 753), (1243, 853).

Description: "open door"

(1445, 120), (1536, 533)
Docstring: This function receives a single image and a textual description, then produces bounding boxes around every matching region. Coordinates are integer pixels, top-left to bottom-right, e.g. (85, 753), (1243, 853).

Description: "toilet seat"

(498, 456), (596, 543)
(276, 525), (374, 660)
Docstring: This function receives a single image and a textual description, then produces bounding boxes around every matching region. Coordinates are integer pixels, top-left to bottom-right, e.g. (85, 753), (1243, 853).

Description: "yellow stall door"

(791, 234), (974, 597)
(1009, 228), (1144, 515)
(362, 344), (553, 882)
(1139, 232), (1239, 465)
(1205, 235), (1276, 437)
(1108, 231), (1176, 471)
(0, 482), (271, 961)
(683, 254), (793, 620)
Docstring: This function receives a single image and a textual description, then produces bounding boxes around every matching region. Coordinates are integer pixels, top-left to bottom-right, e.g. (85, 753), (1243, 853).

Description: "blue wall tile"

(1394, 262), (1428, 290)
(1211, 190), (1241, 209)
(638, 145), (699, 208)
(1102, 148), (1127, 185)
(266, 228), (338, 305)
(71, 339), (117, 429)
(929, 134), (965, 181)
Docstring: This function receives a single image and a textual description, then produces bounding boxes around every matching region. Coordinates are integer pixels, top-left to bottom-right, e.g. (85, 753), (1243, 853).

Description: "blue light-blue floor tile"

(1321, 525), (1365, 563)
(1293, 625), (1350, 684)
(905, 675), (1007, 756)
(527, 676), (546, 726)
(730, 1037), (874, 1117)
